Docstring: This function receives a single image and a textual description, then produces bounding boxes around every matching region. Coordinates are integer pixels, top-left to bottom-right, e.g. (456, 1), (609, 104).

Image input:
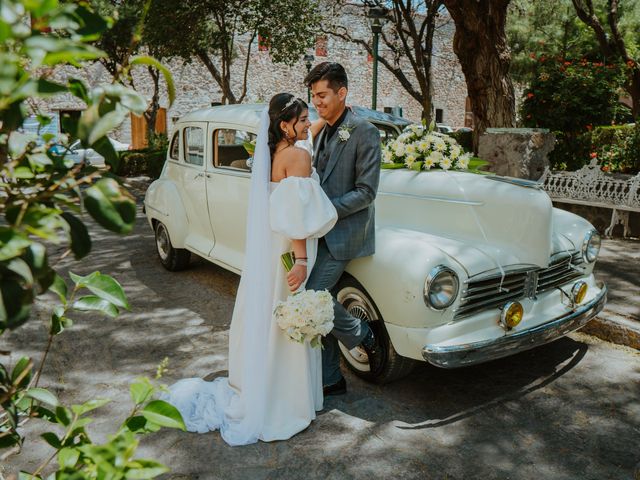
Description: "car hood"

(376, 170), (556, 276)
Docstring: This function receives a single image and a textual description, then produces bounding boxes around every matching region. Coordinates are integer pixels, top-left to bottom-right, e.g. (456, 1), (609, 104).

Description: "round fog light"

(500, 301), (524, 330)
(572, 281), (588, 304)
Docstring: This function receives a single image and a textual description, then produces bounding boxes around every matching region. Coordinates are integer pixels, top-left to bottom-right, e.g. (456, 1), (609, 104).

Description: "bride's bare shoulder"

(281, 146), (312, 178)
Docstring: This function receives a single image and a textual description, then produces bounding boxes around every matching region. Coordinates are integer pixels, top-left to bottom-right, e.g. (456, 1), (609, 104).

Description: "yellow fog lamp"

(500, 301), (524, 330)
(571, 281), (588, 305)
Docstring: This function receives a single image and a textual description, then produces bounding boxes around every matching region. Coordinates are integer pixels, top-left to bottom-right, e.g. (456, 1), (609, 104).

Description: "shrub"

(117, 148), (167, 178)
(589, 124), (640, 174)
(520, 55), (624, 133)
(449, 130), (473, 153)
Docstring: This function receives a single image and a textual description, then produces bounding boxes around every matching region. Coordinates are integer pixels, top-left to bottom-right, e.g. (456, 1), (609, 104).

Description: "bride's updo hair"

(268, 93), (308, 156)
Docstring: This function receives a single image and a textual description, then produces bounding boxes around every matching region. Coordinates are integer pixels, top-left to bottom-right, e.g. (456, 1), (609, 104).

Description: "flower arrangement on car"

(381, 123), (480, 171)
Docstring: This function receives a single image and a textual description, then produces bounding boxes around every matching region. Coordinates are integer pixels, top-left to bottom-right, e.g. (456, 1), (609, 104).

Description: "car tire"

(336, 276), (416, 384)
(154, 221), (191, 271)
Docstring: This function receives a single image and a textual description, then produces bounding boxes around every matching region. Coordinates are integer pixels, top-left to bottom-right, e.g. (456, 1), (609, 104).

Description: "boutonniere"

(338, 124), (354, 142)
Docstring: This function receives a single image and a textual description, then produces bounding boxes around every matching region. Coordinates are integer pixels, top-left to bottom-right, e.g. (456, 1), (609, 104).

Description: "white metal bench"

(539, 159), (640, 237)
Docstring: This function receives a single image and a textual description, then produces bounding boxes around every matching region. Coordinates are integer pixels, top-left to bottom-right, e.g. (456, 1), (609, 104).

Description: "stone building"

(33, 4), (469, 145)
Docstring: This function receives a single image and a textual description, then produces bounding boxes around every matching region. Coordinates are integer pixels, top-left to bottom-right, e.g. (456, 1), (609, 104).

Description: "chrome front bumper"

(422, 283), (608, 369)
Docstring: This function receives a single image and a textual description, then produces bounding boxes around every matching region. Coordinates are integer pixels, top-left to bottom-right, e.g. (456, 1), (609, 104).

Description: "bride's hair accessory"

(280, 96), (299, 113)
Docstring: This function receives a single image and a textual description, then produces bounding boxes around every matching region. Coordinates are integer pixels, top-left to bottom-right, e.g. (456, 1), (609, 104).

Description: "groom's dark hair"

(304, 62), (348, 92)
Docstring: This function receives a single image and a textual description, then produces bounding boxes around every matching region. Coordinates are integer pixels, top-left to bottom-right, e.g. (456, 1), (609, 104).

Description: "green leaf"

(91, 134), (119, 170)
(380, 162), (406, 169)
(69, 270), (87, 288)
(50, 306), (72, 335)
(87, 107), (128, 146)
(11, 357), (32, 386)
(26, 387), (60, 407)
(67, 78), (89, 104)
(125, 415), (148, 433)
(130, 55), (176, 107)
(73, 295), (119, 317)
(31, 405), (57, 422)
(56, 406), (72, 426)
(124, 460), (169, 479)
(71, 398), (110, 416)
(130, 379), (154, 405)
(36, 78), (66, 95)
(61, 212), (91, 259)
(58, 447), (80, 469)
(410, 161), (424, 171)
(0, 228), (31, 261)
(0, 430), (21, 449)
(50, 274), (68, 304)
(81, 272), (128, 309)
(84, 178), (136, 234)
(41, 432), (62, 449)
(7, 258), (34, 285)
(141, 400), (186, 431)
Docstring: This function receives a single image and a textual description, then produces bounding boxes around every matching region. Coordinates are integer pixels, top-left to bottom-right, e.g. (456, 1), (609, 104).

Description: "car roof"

(177, 103), (411, 129)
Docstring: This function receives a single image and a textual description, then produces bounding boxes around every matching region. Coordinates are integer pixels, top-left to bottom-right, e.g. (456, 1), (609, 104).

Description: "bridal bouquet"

(382, 123), (472, 171)
(274, 252), (334, 348)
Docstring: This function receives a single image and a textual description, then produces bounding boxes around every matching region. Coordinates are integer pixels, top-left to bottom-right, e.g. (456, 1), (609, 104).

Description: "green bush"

(521, 55), (624, 133)
(589, 124), (640, 174)
(117, 148), (167, 178)
(449, 130), (473, 153)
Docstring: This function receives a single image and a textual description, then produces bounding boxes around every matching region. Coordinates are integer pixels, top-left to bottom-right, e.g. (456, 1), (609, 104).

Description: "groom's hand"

(287, 264), (307, 292)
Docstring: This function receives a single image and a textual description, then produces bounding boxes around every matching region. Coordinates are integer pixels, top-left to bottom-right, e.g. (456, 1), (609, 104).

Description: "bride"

(162, 93), (337, 446)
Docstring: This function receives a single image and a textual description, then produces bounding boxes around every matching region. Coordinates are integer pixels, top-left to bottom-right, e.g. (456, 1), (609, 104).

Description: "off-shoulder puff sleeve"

(270, 177), (338, 240)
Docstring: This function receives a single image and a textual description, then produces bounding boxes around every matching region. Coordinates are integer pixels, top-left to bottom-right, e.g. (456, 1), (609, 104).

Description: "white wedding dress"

(162, 168), (337, 445)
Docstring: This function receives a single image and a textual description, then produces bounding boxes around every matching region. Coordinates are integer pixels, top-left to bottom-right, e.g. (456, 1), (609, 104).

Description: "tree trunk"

(628, 66), (640, 119)
(443, 0), (515, 151)
(196, 50), (237, 104)
(143, 66), (161, 148)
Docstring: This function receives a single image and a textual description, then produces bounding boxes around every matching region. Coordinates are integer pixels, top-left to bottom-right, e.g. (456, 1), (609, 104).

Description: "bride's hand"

(287, 264), (307, 292)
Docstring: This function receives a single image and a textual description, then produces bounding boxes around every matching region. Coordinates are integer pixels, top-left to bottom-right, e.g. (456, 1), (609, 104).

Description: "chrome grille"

(535, 252), (584, 294)
(454, 252), (586, 319)
(455, 270), (528, 318)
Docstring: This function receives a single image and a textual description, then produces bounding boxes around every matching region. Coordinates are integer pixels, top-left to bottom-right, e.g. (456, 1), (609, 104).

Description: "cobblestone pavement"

(3, 189), (640, 480)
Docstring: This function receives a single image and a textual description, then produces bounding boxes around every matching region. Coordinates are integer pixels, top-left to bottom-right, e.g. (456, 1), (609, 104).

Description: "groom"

(304, 62), (382, 396)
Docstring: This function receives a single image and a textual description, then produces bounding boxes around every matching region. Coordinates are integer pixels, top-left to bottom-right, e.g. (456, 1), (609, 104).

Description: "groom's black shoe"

(323, 377), (347, 396)
(361, 329), (384, 376)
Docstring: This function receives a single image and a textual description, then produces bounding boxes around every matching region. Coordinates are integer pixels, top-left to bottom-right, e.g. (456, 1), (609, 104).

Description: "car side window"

(184, 127), (204, 166)
(215, 129), (256, 171)
(169, 131), (179, 160)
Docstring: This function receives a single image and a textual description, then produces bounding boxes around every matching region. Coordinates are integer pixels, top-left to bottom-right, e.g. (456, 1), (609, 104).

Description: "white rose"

(338, 129), (350, 142)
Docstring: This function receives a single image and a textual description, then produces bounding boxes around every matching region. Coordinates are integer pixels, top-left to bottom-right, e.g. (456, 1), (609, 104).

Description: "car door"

(205, 124), (255, 272)
(176, 122), (215, 256)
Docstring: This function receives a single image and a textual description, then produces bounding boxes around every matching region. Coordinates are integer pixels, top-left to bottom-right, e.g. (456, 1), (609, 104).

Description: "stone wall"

(33, 3), (469, 144)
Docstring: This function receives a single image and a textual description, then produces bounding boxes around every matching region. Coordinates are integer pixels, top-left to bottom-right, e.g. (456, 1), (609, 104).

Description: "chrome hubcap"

(156, 224), (170, 261)
(337, 286), (379, 372)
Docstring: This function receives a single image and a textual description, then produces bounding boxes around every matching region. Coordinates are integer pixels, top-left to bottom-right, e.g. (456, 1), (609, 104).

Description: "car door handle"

(194, 173), (204, 179)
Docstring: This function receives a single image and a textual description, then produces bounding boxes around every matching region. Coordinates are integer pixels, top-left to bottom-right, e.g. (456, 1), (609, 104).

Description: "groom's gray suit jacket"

(313, 109), (381, 261)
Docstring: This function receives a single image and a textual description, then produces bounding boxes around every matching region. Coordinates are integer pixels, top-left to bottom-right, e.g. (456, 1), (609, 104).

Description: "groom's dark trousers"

(306, 239), (370, 386)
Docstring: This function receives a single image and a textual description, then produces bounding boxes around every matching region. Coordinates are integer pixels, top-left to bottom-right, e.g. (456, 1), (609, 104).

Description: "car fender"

(144, 179), (189, 248)
(344, 226), (468, 331)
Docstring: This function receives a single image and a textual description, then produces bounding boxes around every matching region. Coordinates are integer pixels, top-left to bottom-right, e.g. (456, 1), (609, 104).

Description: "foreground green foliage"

(1, 0), (183, 476)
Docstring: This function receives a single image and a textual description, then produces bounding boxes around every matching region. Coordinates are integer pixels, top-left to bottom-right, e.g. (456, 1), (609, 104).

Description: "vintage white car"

(144, 104), (607, 383)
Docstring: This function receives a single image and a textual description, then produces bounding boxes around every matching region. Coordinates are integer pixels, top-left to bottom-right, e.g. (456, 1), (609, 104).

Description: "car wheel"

(336, 276), (416, 384)
(154, 221), (191, 271)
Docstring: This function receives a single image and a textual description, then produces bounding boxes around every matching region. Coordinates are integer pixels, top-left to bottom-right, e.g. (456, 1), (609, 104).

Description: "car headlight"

(424, 266), (459, 310)
(582, 229), (601, 263)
